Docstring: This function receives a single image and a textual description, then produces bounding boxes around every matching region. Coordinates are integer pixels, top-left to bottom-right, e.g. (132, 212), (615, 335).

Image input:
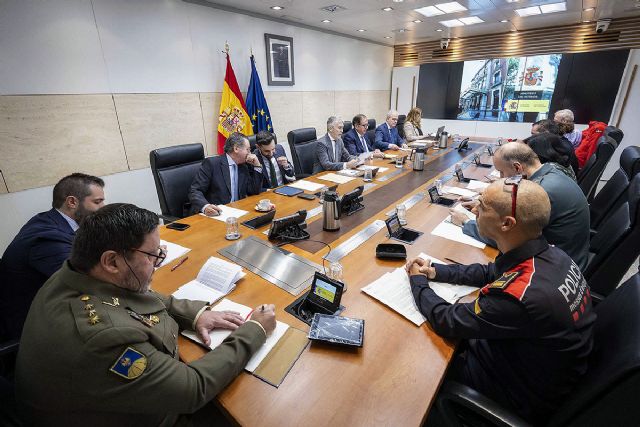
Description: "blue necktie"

(231, 163), (239, 202)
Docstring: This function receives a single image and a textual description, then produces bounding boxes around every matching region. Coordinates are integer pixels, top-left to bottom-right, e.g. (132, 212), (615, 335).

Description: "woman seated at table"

(403, 107), (425, 142)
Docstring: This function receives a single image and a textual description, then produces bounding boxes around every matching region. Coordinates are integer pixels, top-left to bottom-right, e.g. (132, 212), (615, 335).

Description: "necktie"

(268, 157), (278, 188)
(231, 163), (239, 201)
(361, 136), (369, 153)
(334, 140), (339, 161)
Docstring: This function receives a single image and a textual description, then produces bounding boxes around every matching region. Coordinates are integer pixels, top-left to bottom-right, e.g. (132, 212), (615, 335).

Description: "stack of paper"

(467, 180), (490, 191)
(288, 180), (326, 192)
(431, 216), (486, 249)
(172, 256), (246, 303)
(158, 240), (190, 268)
(441, 186), (477, 199)
(181, 298), (290, 373)
(319, 173), (355, 184)
(199, 205), (248, 222)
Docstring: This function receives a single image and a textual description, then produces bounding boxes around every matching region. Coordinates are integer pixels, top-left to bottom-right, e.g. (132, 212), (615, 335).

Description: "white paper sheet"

(318, 173), (355, 184)
(431, 217), (486, 249)
(171, 280), (226, 303)
(196, 257), (244, 294)
(417, 253), (479, 303)
(441, 186), (477, 199)
(466, 180), (490, 191)
(158, 240), (190, 268)
(287, 180), (326, 192)
(199, 205), (248, 222)
(489, 169), (501, 178)
(452, 204), (476, 221)
(358, 165), (389, 173)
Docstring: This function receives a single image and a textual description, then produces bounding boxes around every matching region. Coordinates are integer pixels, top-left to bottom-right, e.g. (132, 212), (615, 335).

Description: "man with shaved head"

(450, 142), (589, 270)
(407, 179), (595, 424)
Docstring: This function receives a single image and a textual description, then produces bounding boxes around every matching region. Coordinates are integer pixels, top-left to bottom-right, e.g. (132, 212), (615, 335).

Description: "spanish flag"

(217, 53), (253, 153)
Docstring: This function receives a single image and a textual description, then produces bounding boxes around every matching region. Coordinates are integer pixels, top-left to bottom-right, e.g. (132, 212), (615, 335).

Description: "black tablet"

(274, 186), (303, 197)
(241, 210), (276, 229)
(308, 314), (364, 347)
(306, 272), (344, 314)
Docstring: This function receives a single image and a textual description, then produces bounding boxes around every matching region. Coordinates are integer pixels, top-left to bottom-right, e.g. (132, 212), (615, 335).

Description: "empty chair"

(433, 271), (640, 427)
(577, 135), (618, 202)
(287, 127), (317, 178)
(397, 114), (407, 139)
(150, 143), (205, 223)
(589, 145), (640, 233)
(343, 121), (352, 134)
(605, 125), (624, 145)
(585, 173), (640, 297)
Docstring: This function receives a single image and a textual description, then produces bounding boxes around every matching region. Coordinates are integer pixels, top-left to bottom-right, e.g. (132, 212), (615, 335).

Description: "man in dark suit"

(343, 114), (385, 158)
(189, 132), (264, 216)
(0, 173), (106, 341)
(375, 110), (407, 151)
(253, 130), (295, 189)
(313, 116), (359, 173)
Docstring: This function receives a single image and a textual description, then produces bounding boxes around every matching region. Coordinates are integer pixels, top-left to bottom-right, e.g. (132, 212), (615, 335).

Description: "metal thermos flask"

(322, 191), (341, 231)
(412, 147), (426, 171)
(438, 131), (449, 149)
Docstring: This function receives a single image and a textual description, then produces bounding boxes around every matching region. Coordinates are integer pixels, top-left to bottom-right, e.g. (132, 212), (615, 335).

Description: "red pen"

(245, 309), (254, 321)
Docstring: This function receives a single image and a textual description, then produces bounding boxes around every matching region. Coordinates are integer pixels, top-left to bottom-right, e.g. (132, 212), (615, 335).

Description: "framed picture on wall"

(264, 33), (295, 86)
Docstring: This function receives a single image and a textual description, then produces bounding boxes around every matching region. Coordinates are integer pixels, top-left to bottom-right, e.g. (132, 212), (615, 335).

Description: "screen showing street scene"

(457, 54), (562, 122)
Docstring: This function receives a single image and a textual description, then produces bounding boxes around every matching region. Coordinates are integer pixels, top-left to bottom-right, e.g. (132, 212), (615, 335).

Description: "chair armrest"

(0, 339), (19, 357)
(436, 381), (531, 427)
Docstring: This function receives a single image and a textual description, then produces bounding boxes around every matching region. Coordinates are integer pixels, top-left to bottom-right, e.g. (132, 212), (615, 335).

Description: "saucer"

(255, 205), (274, 212)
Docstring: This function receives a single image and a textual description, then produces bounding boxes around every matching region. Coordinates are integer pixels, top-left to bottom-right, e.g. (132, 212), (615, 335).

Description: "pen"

(170, 256), (188, 272)
(445, 257), (463, 265)
(245, 309), (254, 321)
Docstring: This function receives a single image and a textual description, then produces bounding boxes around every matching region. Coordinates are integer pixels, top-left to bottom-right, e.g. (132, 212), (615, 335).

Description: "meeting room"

(1, 0), (640, 426)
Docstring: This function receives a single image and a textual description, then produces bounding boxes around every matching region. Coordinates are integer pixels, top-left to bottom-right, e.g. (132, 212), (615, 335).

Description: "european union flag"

(246, 55), (274, 135)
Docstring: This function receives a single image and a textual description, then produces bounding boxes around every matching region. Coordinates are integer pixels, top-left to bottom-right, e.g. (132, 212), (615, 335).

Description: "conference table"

(152, 139), (499, 426)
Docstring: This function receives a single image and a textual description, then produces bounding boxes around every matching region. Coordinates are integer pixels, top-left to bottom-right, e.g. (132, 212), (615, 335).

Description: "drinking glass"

(363, 168), (373, 182)
(395, 156), (403, 169)
(225, 217), (240, 240)
(329, 261), (346, 292)
(396, 204), (407, 226)
(435, 179), (443, 196)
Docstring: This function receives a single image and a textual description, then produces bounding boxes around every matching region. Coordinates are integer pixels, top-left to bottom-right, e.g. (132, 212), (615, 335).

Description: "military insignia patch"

(488, 271), (521, 290)
(110, 347), (147, 380)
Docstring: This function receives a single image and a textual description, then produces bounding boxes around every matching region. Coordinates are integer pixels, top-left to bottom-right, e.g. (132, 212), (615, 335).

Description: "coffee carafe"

(322, 191), (341, 231)
(438, 131), (449, 149)
(412, 147), (426, 171)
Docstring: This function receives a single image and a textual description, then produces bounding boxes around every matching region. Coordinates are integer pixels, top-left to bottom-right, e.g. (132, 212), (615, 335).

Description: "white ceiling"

(189, 0), (640, 46)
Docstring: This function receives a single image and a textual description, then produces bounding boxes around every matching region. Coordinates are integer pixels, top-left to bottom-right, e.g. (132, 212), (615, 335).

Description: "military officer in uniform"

(16, 203), (276, 426)
(406, 179), (595, 424)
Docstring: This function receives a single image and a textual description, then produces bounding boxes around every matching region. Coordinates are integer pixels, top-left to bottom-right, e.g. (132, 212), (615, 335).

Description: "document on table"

(199, 205), (248, 222)
(172, 256), (246, 304)
(358, 165), (389, 173)
(287, 180), (326, 192)
(441, 186), (477, 199)
(431, 216), (486, 249)
(319, 173), (355, 184)
(416, 253), (479, 303)
(181, 298), (290, 373)
(158, 240), (190, 268)
(452, 204), (476, 222)
(489, 169), (501, 178)
(467, 180), (490, 191)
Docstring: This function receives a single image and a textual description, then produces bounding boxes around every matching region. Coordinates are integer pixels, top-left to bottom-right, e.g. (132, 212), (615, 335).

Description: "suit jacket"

(188, 154), (263, 213)
(0, 208), (75, 341)
(375, 123), (404, 150)
(253, 144), (295, 189)
(342, 128), (374, 156)
(313, 134), (355, 173)
(16, 261), (265, 425)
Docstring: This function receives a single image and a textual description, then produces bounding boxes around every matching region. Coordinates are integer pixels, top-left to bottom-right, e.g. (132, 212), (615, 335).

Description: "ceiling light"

(506, 0), (519, 3)
(415, 6), (445, 17)
(357, 29), (366, 32)
(392, 0), (404, 2)
(459, 16), (484, 24)
(515, 6), (542, 17)
(413, 19), (423, 23)
(583, 7), (594, 12)
(582, 20), (590, 23)
(321, 19), (331, 23)
(384, 36), (393, 38)
(270, 6), (284, 10)
(382, 7), (394, 12)
(436, 28), (443, 32)
(440, 19), (465, 27)
(540, 2), (566, 13)
(392, 28), (408, 33)
(435, 2), (468, 13)
(500, 19), (508, 23)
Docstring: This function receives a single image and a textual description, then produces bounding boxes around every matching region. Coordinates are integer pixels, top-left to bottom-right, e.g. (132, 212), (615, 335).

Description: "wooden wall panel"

(395, 17), (640, 67)
(0, 94), (127, 192)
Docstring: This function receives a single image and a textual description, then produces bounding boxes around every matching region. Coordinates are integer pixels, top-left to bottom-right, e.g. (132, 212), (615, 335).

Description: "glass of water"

(329, 261), (346, 292)
(435, 179), (443, 195)
(363, 168), (373, 182)
(395, 156), (403, 168)
(396, 204), (407, 226)
(225, 217), (240, 240)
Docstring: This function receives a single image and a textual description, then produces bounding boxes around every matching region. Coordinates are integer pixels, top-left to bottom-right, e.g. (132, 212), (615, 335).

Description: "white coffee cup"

(258, 199), (271, 210)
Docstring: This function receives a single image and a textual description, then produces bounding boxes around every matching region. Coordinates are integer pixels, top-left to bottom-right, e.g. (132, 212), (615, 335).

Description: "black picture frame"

(264, 33), (294, 86)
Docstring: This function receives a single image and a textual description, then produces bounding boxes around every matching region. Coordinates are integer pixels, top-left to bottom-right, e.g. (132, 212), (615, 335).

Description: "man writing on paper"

(16, 203), (276, 424)
(313, 116), (359, 173)
(189, 132), (264, 216)
(406, 179), (595, 424)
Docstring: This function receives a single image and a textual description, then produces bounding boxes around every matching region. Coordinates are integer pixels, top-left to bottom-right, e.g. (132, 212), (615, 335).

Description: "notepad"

(199, 205), (248, 222)
(158, 240), (190, 268)
(467, 180), (490, 191)
(172, 256), (245, 303)
(288, 180), (326, 192)
(431, 217), (486, 249)
(319, 173), (355, 184)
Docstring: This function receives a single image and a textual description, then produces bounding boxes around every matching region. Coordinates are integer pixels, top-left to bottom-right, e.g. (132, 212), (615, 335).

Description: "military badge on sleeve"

(110, 347), (147, 380)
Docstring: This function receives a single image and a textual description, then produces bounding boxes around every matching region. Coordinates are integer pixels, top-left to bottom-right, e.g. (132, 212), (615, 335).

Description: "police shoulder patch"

(486, 271), (521, 291)
(110, 347), (147, 380)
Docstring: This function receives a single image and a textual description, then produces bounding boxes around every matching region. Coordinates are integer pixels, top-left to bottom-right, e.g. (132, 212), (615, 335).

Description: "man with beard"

(16, 203), (276, 425)
(0, 173), (105, 341)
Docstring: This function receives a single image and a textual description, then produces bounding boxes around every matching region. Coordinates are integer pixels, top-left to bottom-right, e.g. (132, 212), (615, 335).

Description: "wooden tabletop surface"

(152, 145), (499, 426)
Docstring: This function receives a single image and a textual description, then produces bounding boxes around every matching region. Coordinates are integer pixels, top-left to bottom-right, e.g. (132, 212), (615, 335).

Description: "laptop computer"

(385, 214), (423, 245)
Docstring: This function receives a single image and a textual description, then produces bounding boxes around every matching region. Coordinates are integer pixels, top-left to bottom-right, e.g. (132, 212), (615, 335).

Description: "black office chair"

(434, 271), (640, 427)
(367, 118), (377, 145)
(577, 135), (618, 203)
(0, 338), (20, 426)
(589, 145), (640, 233)
(605, 125), (624, 145)
(397, 114), (407, 139)
(247, 134), (257, 151)
(287, 128), (317, 178)
(343, 121), (352, 134)
(149, 143), (205, 223)
(584, 173), (640, 297)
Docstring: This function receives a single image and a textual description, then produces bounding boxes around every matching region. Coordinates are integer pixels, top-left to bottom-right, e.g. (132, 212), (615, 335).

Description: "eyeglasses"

(132, 247), (167, 268)
(504, 175), (523, 219)
(357, 122), (368, 127)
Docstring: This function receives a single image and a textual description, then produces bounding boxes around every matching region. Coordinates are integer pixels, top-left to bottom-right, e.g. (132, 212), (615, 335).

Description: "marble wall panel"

(200, 92), (221, 156)
(264, 91), (303, 149)
(359, 90), (391, 127)
(334, 91), (361, 125)
(302, 91), (334, 137)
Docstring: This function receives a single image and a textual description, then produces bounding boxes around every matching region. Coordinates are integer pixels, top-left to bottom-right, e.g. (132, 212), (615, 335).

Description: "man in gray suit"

(313, 116), (359, 173)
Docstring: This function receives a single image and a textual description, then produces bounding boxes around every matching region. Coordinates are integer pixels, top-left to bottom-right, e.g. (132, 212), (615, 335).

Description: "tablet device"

(297, 193), (316, 200)
(308, 314), (364, 347)
(427, 186), (455, 206)
(241, 210), (276, 230)
(274, 186), (303, 197)
(306, 272), (344, 314)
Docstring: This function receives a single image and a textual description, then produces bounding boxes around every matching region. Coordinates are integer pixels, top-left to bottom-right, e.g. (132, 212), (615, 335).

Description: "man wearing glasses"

(406, 179), (595, 424)
(343, 114), (384, 158)
(17, 203), (276, 424)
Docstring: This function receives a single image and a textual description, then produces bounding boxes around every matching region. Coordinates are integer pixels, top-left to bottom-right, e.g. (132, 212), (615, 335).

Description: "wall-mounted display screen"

(457, 54), (562, 122)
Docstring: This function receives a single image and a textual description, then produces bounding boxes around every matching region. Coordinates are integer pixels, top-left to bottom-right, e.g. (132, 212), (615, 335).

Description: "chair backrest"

(605, 125), (624, 144)
(397, 114), (407, 139)
(549, 272), (640, 426)
(343, 121), (352, 134)
(577, 135), (618, 202)
(247, 134), (257, 151)
(287, 128), (317, 174)
(366, 119), (377, 144)
(367, 118), (376, 131)
(589, 145), (640, 231)
(149, 143), (204, 220)
(292, 139), (319, 176)
(584, 174), (640, 296)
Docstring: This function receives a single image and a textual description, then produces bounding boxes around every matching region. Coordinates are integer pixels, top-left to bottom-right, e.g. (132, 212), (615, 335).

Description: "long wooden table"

(151, 143), (498, 426)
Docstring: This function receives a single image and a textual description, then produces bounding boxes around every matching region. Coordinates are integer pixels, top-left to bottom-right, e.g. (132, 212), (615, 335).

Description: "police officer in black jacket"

(407, 178), (595, 424)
